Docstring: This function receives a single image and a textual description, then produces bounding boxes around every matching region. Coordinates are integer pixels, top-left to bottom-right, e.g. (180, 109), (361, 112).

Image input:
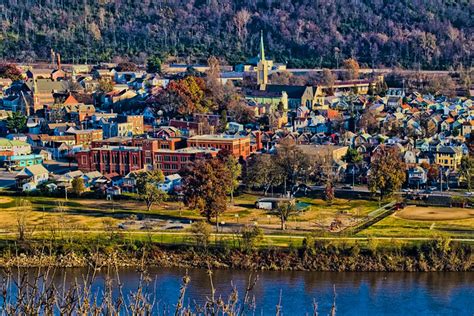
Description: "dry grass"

(396, 205), (474, 221)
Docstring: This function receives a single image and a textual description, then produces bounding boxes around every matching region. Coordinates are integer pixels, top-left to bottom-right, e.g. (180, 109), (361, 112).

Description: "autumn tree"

(227, 98), (255, 124)
(189, 221), (212, 247)
(343, 58), (360, 80)
(343, 148), (362, 164)
(359, 109), (380, 134)
(233, 9), (251, 43)
(206, 56), (225, 108)
(368, 146), (406, 200)
(71, 177), (85, 196)
(0, 63), (22, 81)
(426, 75), (456, 97)
(218, 152), (241, 203)
(460, 156), (474, 191)
(275, 202), (298, 230)
(245, 154), (284, 195)
(270, 71), (292, 85)
(135, 169), (166, 211)
(152, 76), (215, 117)
(275, 139), (311, 193)
(97, 79), (114, 93)
(324, 182), (335, 204)
(321, 68), (336, 92)
(182, 158), (230, 229)
(427, 164), (440, 184)
(116, 62), (138, 72)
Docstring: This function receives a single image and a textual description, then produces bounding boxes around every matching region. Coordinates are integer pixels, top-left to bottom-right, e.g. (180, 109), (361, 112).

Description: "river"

(20, 268), (470, 315)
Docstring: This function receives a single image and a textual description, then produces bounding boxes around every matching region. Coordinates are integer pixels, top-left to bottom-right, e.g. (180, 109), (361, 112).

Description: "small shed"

(255, 197), (295, 210)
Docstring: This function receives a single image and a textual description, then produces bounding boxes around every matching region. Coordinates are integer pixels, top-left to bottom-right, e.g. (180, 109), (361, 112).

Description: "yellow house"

(435, 146), (463, 170)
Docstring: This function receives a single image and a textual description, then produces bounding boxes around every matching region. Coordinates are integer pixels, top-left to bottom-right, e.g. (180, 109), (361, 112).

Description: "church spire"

(259, 30), (265, 61)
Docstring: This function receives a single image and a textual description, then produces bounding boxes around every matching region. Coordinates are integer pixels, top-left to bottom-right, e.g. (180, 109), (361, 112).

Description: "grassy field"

(0, 194), (473, 241)
(359, 205), (474, 239)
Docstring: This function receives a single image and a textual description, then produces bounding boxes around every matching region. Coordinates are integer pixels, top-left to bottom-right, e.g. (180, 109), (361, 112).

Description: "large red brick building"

(76, 139), (218, 176)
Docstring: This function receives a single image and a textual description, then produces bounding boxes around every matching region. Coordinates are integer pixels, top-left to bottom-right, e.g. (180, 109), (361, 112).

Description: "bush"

(189, 221), (212, 248)
(240, 226), (263, 251)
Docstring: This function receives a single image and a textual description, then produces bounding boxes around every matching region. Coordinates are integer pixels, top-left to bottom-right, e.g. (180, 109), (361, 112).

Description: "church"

(244, 32), (326, 112)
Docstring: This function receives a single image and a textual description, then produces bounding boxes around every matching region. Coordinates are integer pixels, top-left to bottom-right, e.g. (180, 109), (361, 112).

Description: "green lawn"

(358, 214), (474, 239)
(0, 194), (472, 241)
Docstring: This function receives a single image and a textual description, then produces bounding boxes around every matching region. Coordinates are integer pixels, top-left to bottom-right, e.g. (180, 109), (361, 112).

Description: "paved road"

(9, 230), (472, 242)
(0, 169), (16, 189)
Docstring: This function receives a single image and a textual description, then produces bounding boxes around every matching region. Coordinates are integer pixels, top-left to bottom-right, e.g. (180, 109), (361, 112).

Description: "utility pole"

(439, 167), (443, 192)
(352, 166), (355, 187)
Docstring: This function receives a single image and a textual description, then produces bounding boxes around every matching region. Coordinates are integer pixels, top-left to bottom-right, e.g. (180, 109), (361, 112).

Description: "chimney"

(255, 131), (263, 151)
(51, 49), (56, 67)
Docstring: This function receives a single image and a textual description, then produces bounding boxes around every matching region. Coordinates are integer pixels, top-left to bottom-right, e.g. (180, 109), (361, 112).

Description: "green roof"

(0, 138), (30, 147)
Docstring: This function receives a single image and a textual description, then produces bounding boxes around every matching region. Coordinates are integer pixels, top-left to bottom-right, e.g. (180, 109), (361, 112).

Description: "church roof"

(263, 85), (309, 99)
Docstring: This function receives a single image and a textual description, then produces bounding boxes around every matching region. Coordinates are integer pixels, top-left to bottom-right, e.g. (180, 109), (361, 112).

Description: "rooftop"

(188, 134), (249, 141)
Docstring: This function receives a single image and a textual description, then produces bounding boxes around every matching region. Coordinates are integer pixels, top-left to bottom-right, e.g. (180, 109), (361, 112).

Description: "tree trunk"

(281, 218), (286, 230)
(215, 214), (219, 233)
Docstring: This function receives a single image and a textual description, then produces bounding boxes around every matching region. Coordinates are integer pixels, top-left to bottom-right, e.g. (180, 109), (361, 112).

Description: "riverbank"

(0, 238), (471, 272)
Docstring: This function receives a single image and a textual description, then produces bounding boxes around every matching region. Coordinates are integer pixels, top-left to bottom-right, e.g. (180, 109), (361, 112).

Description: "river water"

(34, 268), (471, 315)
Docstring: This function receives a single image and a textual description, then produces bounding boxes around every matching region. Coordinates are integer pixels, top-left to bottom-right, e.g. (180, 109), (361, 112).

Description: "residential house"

(407, 166), (427, 188)
(15, 164), (49, 191)
(435, 146), (463, 170)
(157, 174), (182, 193)
(66, 127), (103, 146)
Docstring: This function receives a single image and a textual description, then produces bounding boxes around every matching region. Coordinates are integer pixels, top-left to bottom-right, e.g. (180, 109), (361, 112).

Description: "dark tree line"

(0, 0), (472, 69)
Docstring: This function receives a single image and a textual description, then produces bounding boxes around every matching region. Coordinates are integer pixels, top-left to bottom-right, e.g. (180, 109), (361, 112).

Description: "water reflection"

(2, 268), (472, 315)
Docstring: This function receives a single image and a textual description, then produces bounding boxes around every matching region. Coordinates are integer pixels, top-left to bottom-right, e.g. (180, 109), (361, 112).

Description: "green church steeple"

(259, 30), (265, 61)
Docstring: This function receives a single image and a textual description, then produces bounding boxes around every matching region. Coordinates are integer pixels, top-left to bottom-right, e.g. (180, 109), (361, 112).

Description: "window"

(82, 156), (87, 165)
(180, 156), (187, 162)
(171, 156), (178, 161)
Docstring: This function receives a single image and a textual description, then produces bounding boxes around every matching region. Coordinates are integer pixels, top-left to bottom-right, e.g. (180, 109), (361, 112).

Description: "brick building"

(91, 137), (186, 151)
(67, 128), (103, 146)
(76, 146), (143, 175)
(187, 134), (251, 158)
(76, 140), (217, 176)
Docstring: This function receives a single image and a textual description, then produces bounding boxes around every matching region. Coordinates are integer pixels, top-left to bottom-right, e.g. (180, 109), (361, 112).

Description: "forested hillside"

(1, 0), (472, 69)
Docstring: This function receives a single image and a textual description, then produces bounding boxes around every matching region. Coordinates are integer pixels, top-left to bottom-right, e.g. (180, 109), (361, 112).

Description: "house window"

(82, 156), (87, 165)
